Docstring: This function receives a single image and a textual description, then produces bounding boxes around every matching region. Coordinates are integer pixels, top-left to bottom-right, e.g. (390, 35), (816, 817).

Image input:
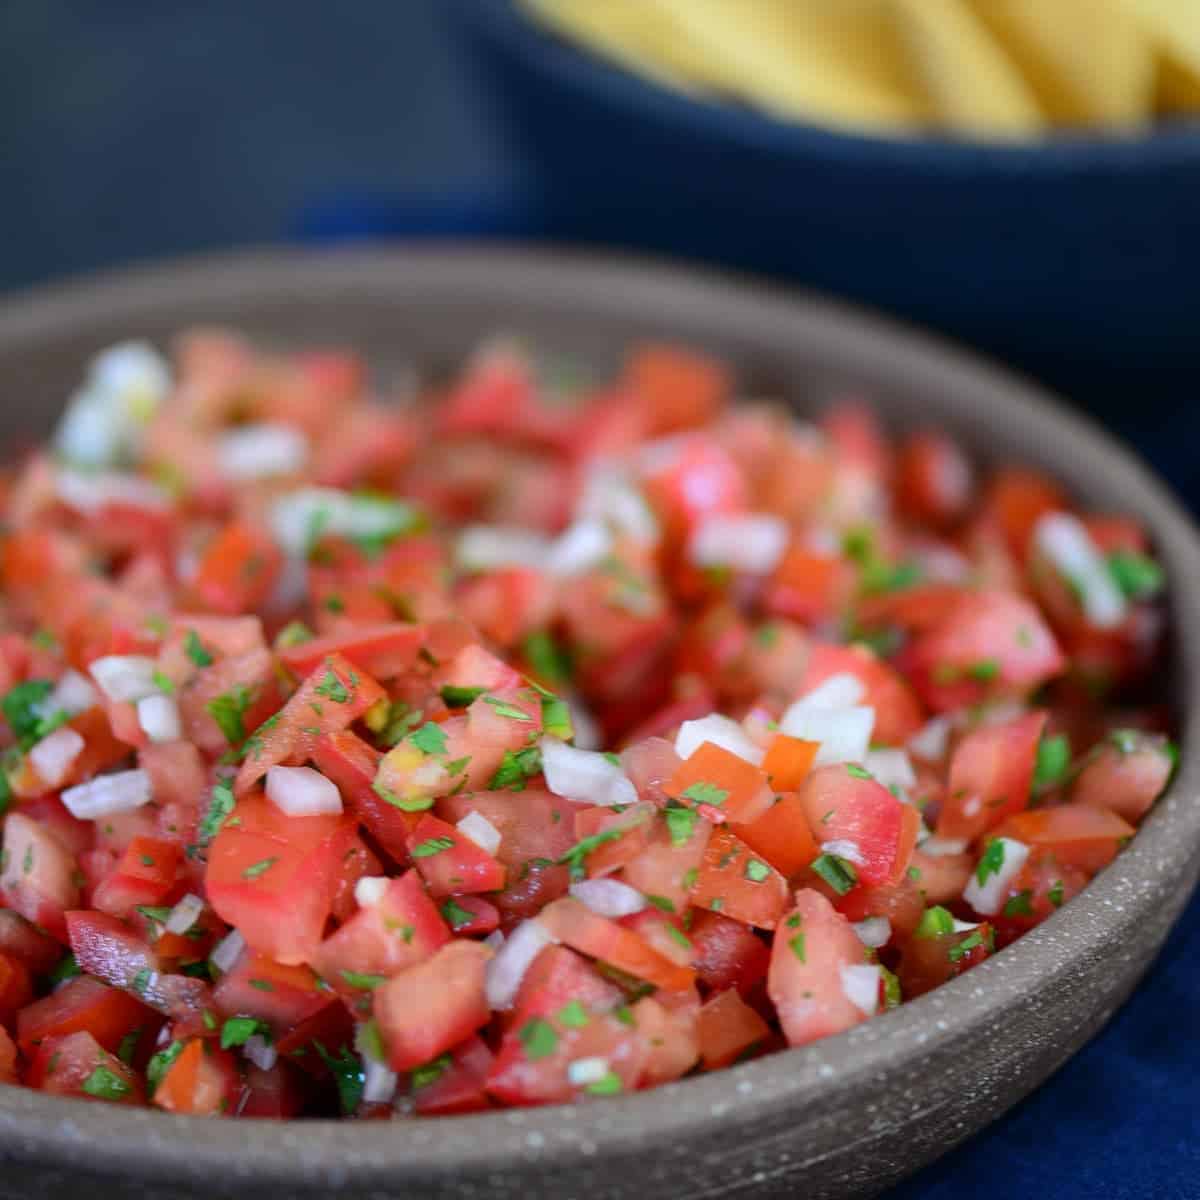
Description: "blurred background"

(4, 0), (1199, 496)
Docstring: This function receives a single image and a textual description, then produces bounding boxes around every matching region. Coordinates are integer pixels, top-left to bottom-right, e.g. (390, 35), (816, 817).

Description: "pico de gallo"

(0, 332), (1173, 1118)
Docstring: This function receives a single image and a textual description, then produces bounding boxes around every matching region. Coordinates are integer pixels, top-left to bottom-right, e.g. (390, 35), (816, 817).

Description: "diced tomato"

(732, 792), (819, 879)
(0, 909), (64, 976)
(761, 735), (819, 793)
(438, 894), (500, 937)
(937, 712), (1046, 842)
(192, 521), (283, 616)
(408, 1033), (495, 1115)
(994, 805), (1135, 874)
(797, 765), (919, 887)
(91, 836), (181, 918)
(277, 623), (424, 682)
(990, 851), (1089, 945)
(619, 810), (711, 916)
(632, 990), (700, 1086)
(571, 803), (657, 879)
(664, 741), (772, 825)
(625, 343), (729, 435)
(692, 828), (789, 930)
(905, 590), (1065, 712)
(768, 889), (871, 1047)
(1, 811), (79, 940)
(374, 939), (492, 1072)
(907, 848), (975, 905)
(16, 975), (152, 1057)
(898, 921), (994, 998)
(206, 793), (357, 964)
(689, 910), (771, 996)
(212, 950), (334, 1038)
(154, 1038), (239, 1115)
(833, 873), (925, 938)
(896, 431), (974, 529)
(233, 653), (386, 796)
(0, 951), (33, 1026)
(537, 897), (696, 992)
(982, 468), (1066, 559)
(29, 1029), (143, 1105)
(509, 945), (624, 1027)
(0, 1026), (17, 1084)
(697, 988), (770, 1069)
(405, 814), (506, 898)
(234, 1060), (309, 1119)
(311, 871), (450, 998)
(142, 741), (208, 849)
(763, 547), (852, 625)
(1070, 731), (1174, 823)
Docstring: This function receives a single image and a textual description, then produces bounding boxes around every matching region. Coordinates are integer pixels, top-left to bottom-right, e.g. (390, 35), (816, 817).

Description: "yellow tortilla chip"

(970, 0), (1154, 128)
(1116, 0), (1200, 112)
(889, 0), (1047, 137)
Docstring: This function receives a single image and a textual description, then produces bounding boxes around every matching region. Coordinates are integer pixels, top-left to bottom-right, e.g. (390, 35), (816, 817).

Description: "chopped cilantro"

(557, 828), (626, 880)
(558, 1000), (590, 1029)
(1033, 734), (1071, 792)
(1048, 880), (1065, 908)
(975, 839), (1006, 886)
(136, 905), (171, 926)
(410, 1053), (451, 1089)
(130, 968), (153, 996)
(754, 623), (780, 649)
(47, 952), (79, 985)
(681, 866), (699, 891)
(644, 894), (676, 914)
(146, 1040), (183, 1095)
(194, 780), (236, 849)
(810, 853), (858, 896)
(185, 630), (214, 667)
(914, 906), (956, 938)
(439, 898), (475, 930)
(445, 755), (471, 777)
(845, 764), (873, 780)
(323, 594), (345, 614)
(241, 856), (277, 880)
(522, 630), (572, 685)
(220, 1016), (269, 1049)
(881, 965), (902, 1008)
(409, 721), (449, 757)
(967, 659), (1000, 683)
(488, 746), (542, 790)
(518, 1017), (559, 1060)
(411, 836), (455, 859)
(948, 929), (986, 963)
(680, 781), (729, 808)
(206, 685), (255, 746)
(483, 695), (534, 722)
(584, 1071), (623, 1096)
(339, 970), (388, 991)
(1107, 551), (1164, 600)
(314, 1041), (364, 1114)
(1, 680), (65, 750)
(664, 925), (692, 951)
(539, 694), (573, 741)
(116, 1029), (141, 1065)
(314, 668), (350, 703)
(371, 778), (435, 813)
(743, 859), (771, 883)
(789, 933), (807, 962)
(440, 685), (485, 708)
(248, 978), (274, 991)
(81, 1064), (131, 1101)
(276, 621), (314, 649)
(1003, 890), (1034, 918)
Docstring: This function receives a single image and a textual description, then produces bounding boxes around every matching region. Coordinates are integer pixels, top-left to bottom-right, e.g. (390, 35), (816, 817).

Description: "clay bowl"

(0, 246), (1196, 1200)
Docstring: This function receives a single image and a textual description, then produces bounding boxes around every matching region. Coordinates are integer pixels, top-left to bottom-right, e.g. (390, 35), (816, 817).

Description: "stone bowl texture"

(0, 245), (1196, 1200)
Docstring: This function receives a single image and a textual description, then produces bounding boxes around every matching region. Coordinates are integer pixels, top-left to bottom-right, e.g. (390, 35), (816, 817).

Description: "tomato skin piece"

(905, 591), (1065, 713)
(797, 765), (920, 887)
(278, 623), (424, 682)
(937, 712), (1047, 842)
(1070, 733), (1174, 823)
(192, 521), (283, 616)
(664, 742), (772, 826)
(732, 792), (819, 880)
(234, 653), (386, 797)
(406, 814), (506, 898)
(692, 828), (789, 930)
(16, 975), (153, 1057)
(374, 939), (492, 1072)
(537, 897), (696, 992)
(311, 871), (451, 996)
(797, 643), (924, 747)
(206, 794), (357, 965)
(768, 889), (871, 1048)
(688, 910), (771, 997)
(154, 1037), (239, 1116)
(0, 812), (79, 941)
(994, 804), (1135, 874)
(29, 1029), (144, 1105)
(698, 988), (771, 1069)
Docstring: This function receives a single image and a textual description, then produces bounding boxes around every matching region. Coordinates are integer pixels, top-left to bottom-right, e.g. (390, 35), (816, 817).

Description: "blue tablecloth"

(299, 192), (1200, 1200)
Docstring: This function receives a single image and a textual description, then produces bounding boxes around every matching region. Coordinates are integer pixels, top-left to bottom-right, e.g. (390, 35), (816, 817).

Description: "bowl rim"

(450, 0), (1200, 173)
(0, 243), (1199, 1189)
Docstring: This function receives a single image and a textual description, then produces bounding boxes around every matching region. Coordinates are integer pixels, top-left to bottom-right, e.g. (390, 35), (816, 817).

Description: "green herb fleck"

(339, 970), (388, 991)
(518, 1017), (559, 1061)
(206, 685), (255, 746)
(584, 1071), (623, 1096)
(185, 630), (214, 668)
(975, 840), (1006, 886)
(440, 685), (485, 708)
(488, 746), (542, 790)
(1107, 551), (1164, 600)
(1048, 880), (1065, 908)
(743, 859), (771, 883)
(314, 1042), (364, 1114)
(914, 906), (956, 938)
(242, 856), (278, 880)
(146, 1040), (184, 1095)
(411, 836), (455, 859)
(411, 1053), (451, 1089)
(409, 721), (449, 757)
(439, 898), (475, 930)
(845, 764), (873, 780)
(1033, 734), (1071, 792)
(645, 894), (676, 914)
(220, 1016), (268, 1049)
(483, 695), (534, 722)
(314, 668), (350, 703)
(948, 930), (985, 963)
(811, 853), (858, 896)
(558, 1000), (590, 1029)
(1003, 890), (1034, 918)
(82, 1063), (131, 1101)
(789, 933), (807, 962)
(680, 781), (729, 809)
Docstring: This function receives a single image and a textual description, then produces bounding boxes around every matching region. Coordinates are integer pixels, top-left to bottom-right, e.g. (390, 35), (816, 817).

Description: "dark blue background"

(4, 6), (1198, 1196)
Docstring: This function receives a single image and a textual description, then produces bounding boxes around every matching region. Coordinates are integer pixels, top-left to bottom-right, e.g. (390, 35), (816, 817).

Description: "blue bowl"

(445, 0), (1200, 477)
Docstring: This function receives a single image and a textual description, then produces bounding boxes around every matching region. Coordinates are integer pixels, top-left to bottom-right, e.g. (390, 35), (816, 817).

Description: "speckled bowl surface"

(0, 246), (1197, 1200)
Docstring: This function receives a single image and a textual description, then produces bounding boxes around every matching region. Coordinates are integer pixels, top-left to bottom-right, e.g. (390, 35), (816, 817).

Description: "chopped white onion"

(952, 918), (980, 934)
(485, 919), (557, 1010)
(688, 513), (789, 575)
(919, 835), (969, 857)
(1032, 512), (1127, 631)
(217, 423), (310, 481)
(243, 1035), (277, 1071)
(457, 810), (503, 857)
(804, 525), (841, 555)
(540, 737), (638, 807)
(266, 766), (343, 816)
(354, 876), (390, 909)
(56, 468), (170, 516)
(674, 714), (765, 765)
(270, 488), (419, 558)
(793, 673), (866, 711)
(455, 525), (551, 572)
(821, 839), (866, 867)
(264, 551), (309, 614)
(779, 705), (875, 767)
(28, 727), (84, 788)
(963, 838), (1030, 915)
(852, 916), (892, 949)
(61, 768), (152, 819)
(210, 929), (246, 973)
(566, 1057), (611, 1086)
(89, 655), (160, 703)
(362, 1057), (399, 1104)
(863, 749), (916, 794)
(577, 465), (659, 544)
(89, 341), (171, 410)
(566, 692), (602, 752)
(36, 670), (97, 720)
(137, 694), (182, 744)
(546, 519), (613, 577)
(907, 716), (952, 761)
(484, 929), (506, 951)
(840, 963), (881, 1017)
(165, 893), (205, 936)
(569, 878), (646, 918)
